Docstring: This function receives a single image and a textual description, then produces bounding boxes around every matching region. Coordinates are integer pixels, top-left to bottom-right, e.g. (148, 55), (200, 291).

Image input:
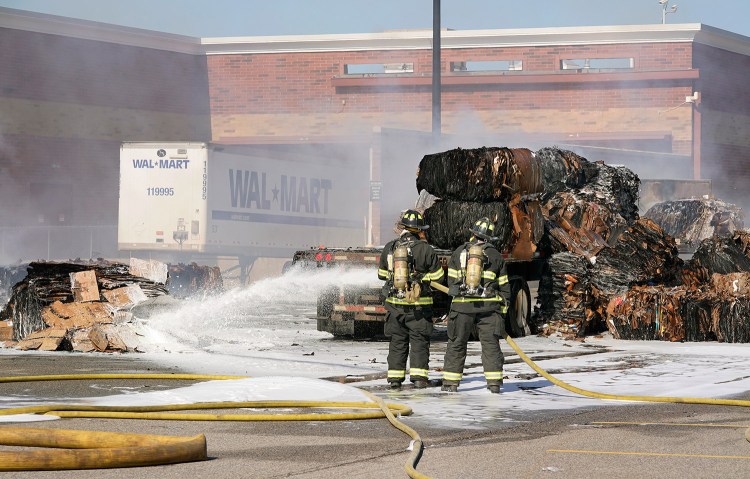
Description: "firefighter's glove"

(411, 272), (425, 283)
(405, 282), (421, 303)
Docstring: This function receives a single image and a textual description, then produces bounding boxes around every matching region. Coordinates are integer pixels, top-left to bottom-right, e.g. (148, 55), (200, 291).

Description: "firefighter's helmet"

(398, 209), (429, 231)
(469, 217), (495, 241)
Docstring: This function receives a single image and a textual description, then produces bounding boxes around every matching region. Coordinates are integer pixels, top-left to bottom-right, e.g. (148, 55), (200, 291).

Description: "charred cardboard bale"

(423, 200), (512, 251)
(708, 297), (750, 343)
(589, 218), (682, 299)
(605, 286), (710, 342)
(644, 198), (745, 248)
(416, 147), (542, 202)
(534, 147), (588, 193)
(683, 231), (750, 284)
(535, 252), (594, 338)
(604, 271), (750, 344)
(577, 161), (641, 223)
(694, 272), (750, 343)
(535, 147), (639, 222)
(167, 263), (224, 299)
(540, 192), (627, 260)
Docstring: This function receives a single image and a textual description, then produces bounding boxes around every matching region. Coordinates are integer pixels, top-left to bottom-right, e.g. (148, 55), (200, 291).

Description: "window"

(450, 60), (523, 72)
(344, 63), (414, 75)
(560, 57), (634, 71)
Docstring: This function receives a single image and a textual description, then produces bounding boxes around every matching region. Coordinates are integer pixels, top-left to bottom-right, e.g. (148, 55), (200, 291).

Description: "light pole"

(659, 0), (678, 24)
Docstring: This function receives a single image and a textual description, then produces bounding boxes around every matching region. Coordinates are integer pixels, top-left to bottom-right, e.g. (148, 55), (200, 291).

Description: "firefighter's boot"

(413, 379), (428, 389)
(441, 384), (458, 393)
(487, 385), (501, 394)
(388, 381), (402, 390)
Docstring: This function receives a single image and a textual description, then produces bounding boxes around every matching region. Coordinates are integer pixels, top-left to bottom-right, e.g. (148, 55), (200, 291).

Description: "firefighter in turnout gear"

(441, 217), (511, 394)
(378, 209), (445, 389)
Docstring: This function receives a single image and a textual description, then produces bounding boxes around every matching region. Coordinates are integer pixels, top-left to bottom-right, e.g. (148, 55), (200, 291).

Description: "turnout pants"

(384, 304), (433, 383)
(443, 310), (505, 387)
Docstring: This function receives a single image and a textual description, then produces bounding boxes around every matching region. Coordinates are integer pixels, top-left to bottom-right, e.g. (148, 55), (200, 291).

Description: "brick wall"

(208, 42), (695, 149)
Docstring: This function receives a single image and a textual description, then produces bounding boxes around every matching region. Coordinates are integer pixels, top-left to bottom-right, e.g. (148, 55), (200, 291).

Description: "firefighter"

(441, 217), (510, 394)
(378, 209), (445, 389)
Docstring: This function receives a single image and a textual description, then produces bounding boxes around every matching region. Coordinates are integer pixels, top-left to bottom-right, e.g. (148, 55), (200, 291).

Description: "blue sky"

(1, 0), (750, 38)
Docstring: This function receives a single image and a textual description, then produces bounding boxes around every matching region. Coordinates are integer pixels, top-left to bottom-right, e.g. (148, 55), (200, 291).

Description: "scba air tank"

(464, 244), (484, 291)
(393, 245), (410, 292)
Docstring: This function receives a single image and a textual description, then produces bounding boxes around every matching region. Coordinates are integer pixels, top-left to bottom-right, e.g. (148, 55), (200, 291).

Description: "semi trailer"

(118, 142), (368, 281)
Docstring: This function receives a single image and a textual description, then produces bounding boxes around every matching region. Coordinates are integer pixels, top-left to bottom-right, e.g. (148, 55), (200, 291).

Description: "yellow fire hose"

(0, 373), (423, 476)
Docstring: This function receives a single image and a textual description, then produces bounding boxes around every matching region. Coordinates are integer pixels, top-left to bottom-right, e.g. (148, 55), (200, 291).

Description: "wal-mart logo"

(228, 169), (332, 214)
(132, 159), (190, 169)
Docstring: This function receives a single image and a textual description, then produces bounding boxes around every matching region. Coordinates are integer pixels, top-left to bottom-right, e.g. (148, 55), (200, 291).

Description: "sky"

(2, 266), (750, 431)
(2, 0), (750, 38)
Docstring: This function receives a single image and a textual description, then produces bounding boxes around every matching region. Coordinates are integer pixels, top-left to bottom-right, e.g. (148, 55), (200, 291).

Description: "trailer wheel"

(506, 277), (531, 337)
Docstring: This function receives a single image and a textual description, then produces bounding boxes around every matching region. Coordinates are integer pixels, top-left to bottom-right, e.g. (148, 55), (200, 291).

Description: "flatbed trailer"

(291, 246), (547, 339)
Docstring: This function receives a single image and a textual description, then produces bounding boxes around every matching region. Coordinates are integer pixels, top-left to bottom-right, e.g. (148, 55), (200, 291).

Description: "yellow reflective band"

(426, 268), (444, 281)
(485, 371), (504, 380)
(409, 368), (429, 377)
(500, 305), (508, 314)
(452, 297), (504, 303)
(378, 268), (389, 275)
(497, 275), (509, 285)
(442, 371), (463, 381)
(482, 271), (497, 280)
(447, 268), (461, 278)
(386, 297), (434, 306)
(388, 370), (406, 379)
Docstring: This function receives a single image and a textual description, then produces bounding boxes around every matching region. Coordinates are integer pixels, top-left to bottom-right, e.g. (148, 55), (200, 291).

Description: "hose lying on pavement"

(0, 427), (207, 471)
(0, 373), (424, 477)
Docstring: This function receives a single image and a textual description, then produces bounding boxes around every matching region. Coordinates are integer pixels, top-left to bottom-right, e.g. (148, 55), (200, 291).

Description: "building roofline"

(3, 7), (750, 57)
(0, 6), (202, 54)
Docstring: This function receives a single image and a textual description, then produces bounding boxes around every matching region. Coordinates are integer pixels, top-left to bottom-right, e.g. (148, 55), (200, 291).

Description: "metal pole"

(432, 0), (441, 144)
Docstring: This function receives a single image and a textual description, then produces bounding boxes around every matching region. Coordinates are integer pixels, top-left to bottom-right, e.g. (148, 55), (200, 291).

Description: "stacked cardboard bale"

(417, 147), (545, 253)
(605, 232), (750, 343)
(644, 197), (745, 248)
(536, 252), (592, 336)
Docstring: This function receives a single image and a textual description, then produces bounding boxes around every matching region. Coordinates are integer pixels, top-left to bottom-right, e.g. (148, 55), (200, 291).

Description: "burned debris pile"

(0, 259), (223, 352)
(167, 262), (224, 299)
(644, 197), (745, 249)
(416, 145), (749, 343)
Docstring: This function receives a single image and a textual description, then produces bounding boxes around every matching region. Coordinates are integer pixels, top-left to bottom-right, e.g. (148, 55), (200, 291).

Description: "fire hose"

(0, 373), (425, 477)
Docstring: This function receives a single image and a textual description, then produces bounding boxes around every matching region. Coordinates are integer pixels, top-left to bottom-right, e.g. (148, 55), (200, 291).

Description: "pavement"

(1, 353), (749, 479)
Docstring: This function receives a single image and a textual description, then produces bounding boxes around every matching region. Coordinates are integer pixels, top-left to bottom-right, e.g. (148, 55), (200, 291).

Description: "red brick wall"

(208, 42), (693, 119)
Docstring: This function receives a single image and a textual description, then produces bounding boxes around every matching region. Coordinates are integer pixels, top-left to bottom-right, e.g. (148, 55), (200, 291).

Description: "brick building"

(1, 7), (750, 263)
